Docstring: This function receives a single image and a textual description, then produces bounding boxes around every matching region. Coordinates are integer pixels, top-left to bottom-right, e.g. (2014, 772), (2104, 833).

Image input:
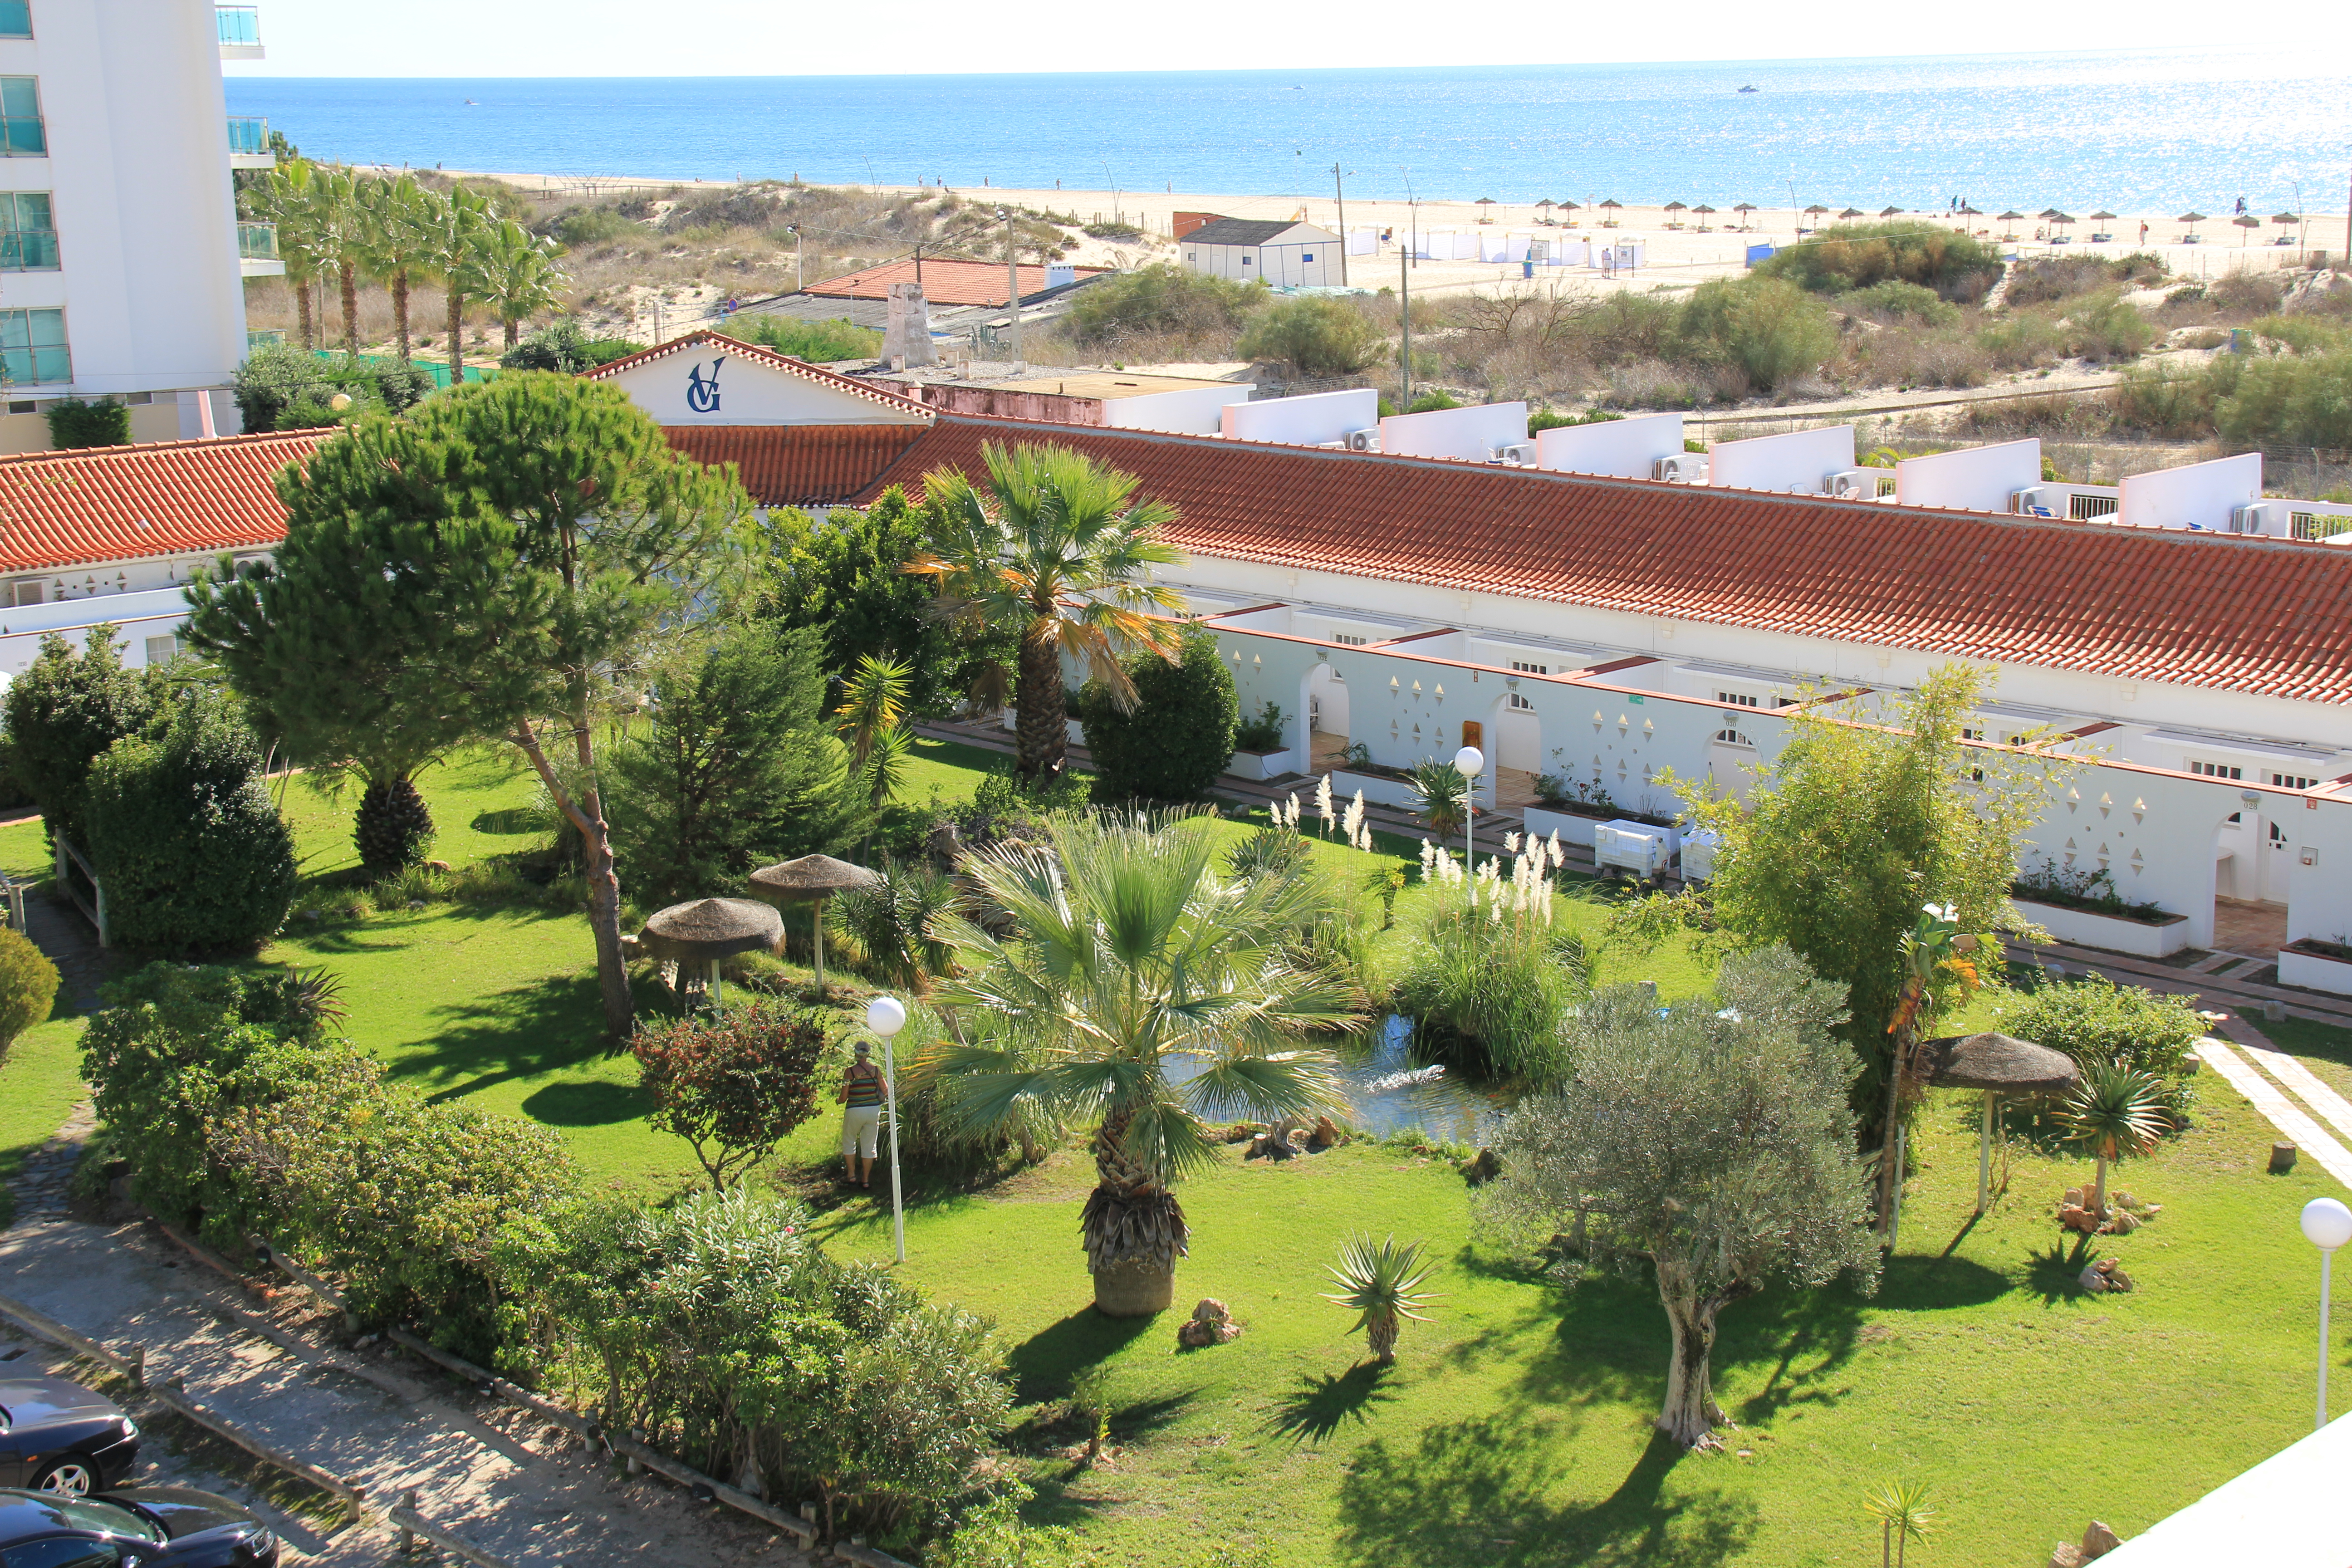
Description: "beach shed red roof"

(798, 257), (1109, 309)
(804, 414), (2352, 705)
(0, 429), (326, 575)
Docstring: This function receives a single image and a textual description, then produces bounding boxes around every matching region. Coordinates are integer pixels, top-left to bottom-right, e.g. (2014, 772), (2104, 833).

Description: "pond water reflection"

(1166, 1014), (1512, 1145)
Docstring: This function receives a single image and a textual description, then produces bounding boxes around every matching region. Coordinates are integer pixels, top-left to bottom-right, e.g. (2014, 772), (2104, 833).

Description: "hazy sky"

(226, 0), (2324, 77)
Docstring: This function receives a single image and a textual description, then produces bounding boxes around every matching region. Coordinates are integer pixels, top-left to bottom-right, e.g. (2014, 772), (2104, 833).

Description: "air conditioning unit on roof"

(1494, 441), (1536, 466)
(2012, 484), (2065, 517)
(2232, 501), (2289, 537)
(1653, 453), (1708, 484)
(1344, 427), (1379, 452)
(1825, 468), (1882, 501)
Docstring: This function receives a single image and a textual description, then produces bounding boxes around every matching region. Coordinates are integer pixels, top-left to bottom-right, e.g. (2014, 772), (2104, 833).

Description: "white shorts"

(842, 1105), (882, 1161)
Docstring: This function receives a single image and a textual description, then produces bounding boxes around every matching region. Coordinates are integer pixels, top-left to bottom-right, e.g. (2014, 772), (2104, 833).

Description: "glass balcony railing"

(0, 228), (57, 270)
(227, 117), (269, 157)
(237, 222), (278, 261)
(216, 6), (261, 47)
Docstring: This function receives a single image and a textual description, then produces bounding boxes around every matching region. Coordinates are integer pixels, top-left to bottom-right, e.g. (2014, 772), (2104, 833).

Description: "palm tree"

(412, 184), (493, 382)
(930, 810), (1363, 1315)
(908, 443), (1188, 784)
(307, 163), (368, 357)
(834, 653), (912, 802)
(252, 160), (324, 350)
(1404, 757), (1470, 842)
(1322, 1234), (1438, 1364)
(1873, 904), (1984, 1232)
(475, 218), (570, 348)
(358, 174), (437, 363)
(1862, 1478), (1936, 1568)
(2063, 1059), (2166, 1220)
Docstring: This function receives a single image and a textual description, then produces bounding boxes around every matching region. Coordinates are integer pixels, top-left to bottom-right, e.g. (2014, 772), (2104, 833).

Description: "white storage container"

(1594, 819), (1676, 882)
(1681, 828), (1720, 883)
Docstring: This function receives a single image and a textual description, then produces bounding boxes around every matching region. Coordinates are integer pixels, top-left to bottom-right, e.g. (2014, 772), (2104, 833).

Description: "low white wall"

(1520, 805), (1601, 848)
(2279, 944), (2352, 997)
(1708, 425), (1855, 494)
(1536, 411), (1684, 480)
(1222, 387), (1379, 447)
(1332, 767), (1422, 812)
(2118, 452), (2262, 532)
(999, 709), (1087, 745)
(1105, 382), (1253, 436)
(2015, 897), (2192, 959)
(1225, 748), (1297, 780)
(1380, 401), (1529, 462)
(1896, 438), (2041, 513)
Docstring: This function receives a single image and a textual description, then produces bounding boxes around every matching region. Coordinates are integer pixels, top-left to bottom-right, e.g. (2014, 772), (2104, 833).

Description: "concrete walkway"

(2194, 1014), (2352, 1192)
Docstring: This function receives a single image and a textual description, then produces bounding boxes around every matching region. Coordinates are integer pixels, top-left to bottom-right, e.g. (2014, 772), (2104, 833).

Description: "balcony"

(237, 221), (284, 278)
(227, 116), (274, 170)
(216, 6), (263, 60)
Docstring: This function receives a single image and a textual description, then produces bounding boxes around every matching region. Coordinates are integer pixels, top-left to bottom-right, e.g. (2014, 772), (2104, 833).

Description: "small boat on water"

(1739, 85), (1759, 93)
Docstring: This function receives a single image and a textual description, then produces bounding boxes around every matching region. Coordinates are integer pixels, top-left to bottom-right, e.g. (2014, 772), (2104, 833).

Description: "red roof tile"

(843, 416), (2352, 705)
(0, 430), (327, 575)
(582, 331), (934, 417)
(662, 424), (929, 507)
(798, 257), (1108, 309)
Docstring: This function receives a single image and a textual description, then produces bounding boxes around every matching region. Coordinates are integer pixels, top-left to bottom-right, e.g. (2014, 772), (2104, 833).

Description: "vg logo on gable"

(684, 356), (724, 414)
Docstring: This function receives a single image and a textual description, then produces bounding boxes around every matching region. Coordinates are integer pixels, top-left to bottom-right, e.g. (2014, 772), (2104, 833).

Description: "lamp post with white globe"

(1453, 745), (1484, 902)
(2302, 1197), (2352, 1430)
(867, 995), (909, 1264)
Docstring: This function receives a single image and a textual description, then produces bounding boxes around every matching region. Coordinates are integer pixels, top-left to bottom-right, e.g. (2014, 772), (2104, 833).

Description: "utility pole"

(1331, 163), (1350, 286)
(787, 225), (802, 290)
(1000, 206), (1023, 361)
(1402, 170), (1418, 270)
(1399, 241), (1411, 412)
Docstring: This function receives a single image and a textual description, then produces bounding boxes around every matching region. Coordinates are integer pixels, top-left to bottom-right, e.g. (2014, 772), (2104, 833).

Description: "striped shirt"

(844, 1062), (884, 1108)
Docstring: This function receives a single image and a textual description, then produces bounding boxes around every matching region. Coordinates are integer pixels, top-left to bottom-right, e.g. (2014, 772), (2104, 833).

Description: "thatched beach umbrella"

(1837, 206), (1865, 220)
(1475, 196), (1497, 223)
(1918, 1031), (2080, 1214)
(1878, 205), (1903, 218)
(2234, 213), (2261, 245)
(1664, 200), (1688, 229)
(640, 897), (784, 1007)
(748, 854), (881, 990)
(1534, 197), (1556, 225)
(1692, 204), (1716, 230)
(1997, 209), (2024, 240)
(1599, 198), (1623, 227)
(1732, 201), (1757, 230)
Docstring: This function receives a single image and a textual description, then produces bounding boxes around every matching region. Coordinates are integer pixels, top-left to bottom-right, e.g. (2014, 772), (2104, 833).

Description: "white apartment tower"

(0, 0), (276, 452)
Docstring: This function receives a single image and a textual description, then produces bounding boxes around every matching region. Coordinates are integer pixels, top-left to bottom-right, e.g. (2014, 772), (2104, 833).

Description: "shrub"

(1977, 313), (2062, 371)
(1063, 263), (1261, 347)
(1840, 280), (1958, 326)
(1754, 221), (2005, 301)
(2000, 972), (2204, 1083)
(230, 343), (432, 432)
(830, 858), (960, 991)
(1392, 904), (1590, 1081)
(2004, 256), (2127, 308)
(734, 314), (884, 363)
(633, 1001), (830, 1189)
(0, 927), (59, 1061)
(2210, 270), (2285, 316)
(2061, 293), (2153, 362)
(2114, 361), (2225, 438)
(500, 320), (646, 372)
(83, 686), (297, 953)
(2215, 351), (2352, 449)
(546, 205), (638, 248)
(1234, 296), (1384, 374)
(1074, 624), (1237, 802)
(1233, 700), (1287, 752)
(1676, 277), (1837, 390)
(43, 397), (131, 450)
(3, 627), (160, 847)
(1527, 406), (1620, 432)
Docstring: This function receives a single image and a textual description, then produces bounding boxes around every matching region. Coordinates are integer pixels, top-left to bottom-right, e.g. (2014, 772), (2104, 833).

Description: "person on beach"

(839, 1041), (885, 1189)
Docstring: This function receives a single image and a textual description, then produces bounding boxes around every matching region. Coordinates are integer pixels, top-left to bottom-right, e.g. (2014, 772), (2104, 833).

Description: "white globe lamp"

(1452, 746), (1485, 903)
(2304, 1197), (2352, 1429)
(868, 995), (910, 1262)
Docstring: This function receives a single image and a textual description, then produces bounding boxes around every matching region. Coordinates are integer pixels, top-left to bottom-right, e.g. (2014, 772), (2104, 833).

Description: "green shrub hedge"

(1075, 624), (1238, 802)
(0, 927), (59, 1061)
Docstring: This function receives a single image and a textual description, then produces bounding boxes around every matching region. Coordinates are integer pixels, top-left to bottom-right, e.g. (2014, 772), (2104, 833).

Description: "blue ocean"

(226, 49), (2351, 216)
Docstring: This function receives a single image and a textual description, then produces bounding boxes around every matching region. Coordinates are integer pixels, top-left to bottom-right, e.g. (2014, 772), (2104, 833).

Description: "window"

(2188, 760), (2242, 780)
(1241, 254), (1253, 267)
(1301, 252), (1314, 262)
(1717, 690), (1759, 708)
(2271, 822), (2288, 845)
(1508, 693), (1534, 710)
(0, 77), (44, 157)
(1510, 660), (1548, 675)
(3, 1539), (129, 1568)
(1331, 633), (1367, 646)
(0, 306), (66, 383)
(2273, 772), (2318, 789)
(0, 192), (54, 270)
(8, 577), (37, 606)
(144, 634), (180, 666)
(1715, 729), (1754, 746)
(0, 3), (30, 39)
(1960, 727), (1983, 740)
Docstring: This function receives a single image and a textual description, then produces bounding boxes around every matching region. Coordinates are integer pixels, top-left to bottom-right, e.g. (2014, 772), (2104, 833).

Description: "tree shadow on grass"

(2023, 1234), (2102, 1305)
(519, 1078), (649, 1126)
(397, 968), (669, 1104)
(1264, 1363), (1398, 1446)
(1336, 1419), (1756, 1568)
(1005, 1308), (1160, 1405)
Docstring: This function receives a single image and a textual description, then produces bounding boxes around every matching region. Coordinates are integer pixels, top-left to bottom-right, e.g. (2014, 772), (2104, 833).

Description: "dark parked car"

(0, 1380), (139, 1495)
(0, 1487), (277, 1567)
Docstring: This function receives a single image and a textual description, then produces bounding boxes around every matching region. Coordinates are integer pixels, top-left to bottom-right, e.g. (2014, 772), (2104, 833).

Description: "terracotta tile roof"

(847, 416), (2352, 705)
(0, 430), (326, 575)
(662, 424), (930, 508)
(798, 257), (1108, 309)
(581, 330), (934, 417)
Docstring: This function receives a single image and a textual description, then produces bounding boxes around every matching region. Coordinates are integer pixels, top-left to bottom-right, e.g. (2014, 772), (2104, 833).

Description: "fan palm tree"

(358, 174), (438, 363)
(251, 159), (325, 351)
(1404, 757), (1470, 842)
(412, 184), (494, 382)
(907, 442), (1188, 784)
(1322, 1234), (1438, 1364)
(930, 810), (1364, 1314)
(304, 163), (368, 357)
(475, 218), (570, 348)
(2063, 1059), (2166, 1220)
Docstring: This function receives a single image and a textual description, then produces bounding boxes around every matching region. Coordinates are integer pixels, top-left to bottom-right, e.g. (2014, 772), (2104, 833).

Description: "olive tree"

(1485, 948), (1881, 1449)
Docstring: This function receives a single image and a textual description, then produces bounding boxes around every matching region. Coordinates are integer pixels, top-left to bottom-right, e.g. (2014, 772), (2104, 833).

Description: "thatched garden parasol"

(639, 897), (784, 1007)
(1918, 1031), (2080, 1213)
(748, 854), (881, 990)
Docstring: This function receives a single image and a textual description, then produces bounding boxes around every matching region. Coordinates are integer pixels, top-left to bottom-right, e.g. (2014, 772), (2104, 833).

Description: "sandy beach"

(451, 168), (2332, 301)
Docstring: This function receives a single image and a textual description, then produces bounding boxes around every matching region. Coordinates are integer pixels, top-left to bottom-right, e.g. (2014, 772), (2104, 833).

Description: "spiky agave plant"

(1322, 1233), (1439, 1364)
(2062, 1058), (2168, 1220)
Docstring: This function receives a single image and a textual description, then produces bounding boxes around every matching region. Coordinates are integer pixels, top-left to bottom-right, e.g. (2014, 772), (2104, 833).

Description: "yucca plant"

(829, 857), (960, 993)
(1862, 1477), (1935, 1568)
(1322, 1233), (1438, 1365)
(1403, 757), (1472, 843)
(2063, 1058), (2168, 1219)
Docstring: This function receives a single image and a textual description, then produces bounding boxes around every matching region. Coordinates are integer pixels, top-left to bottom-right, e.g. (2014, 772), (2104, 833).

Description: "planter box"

(2013, 896), (2190, 959)
(1520, 805), (1600, 848)
(1224, 748), (1297, 781)
(999, 709), (1086, 745)
(2280, 940), (2352, 997)
(1331, 768), (1423, 813)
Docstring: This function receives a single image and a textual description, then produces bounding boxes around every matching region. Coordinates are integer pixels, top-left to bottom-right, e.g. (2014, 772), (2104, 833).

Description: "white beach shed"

(1181, 218), (1344, 287)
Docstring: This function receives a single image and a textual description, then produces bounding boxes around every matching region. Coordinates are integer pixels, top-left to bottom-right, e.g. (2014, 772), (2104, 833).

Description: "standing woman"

(839, 1041), (886, 1189)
